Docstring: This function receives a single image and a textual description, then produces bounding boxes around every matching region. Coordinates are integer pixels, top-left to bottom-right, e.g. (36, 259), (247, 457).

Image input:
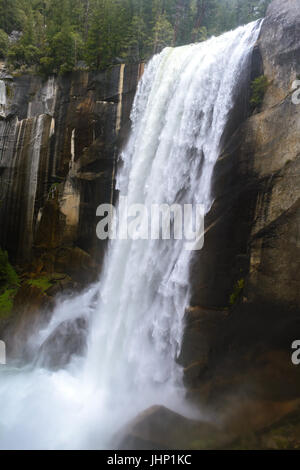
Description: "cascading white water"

(24, 115), (46, 256)
(0, 80), (6, 117)
(0, 21), (261, 450)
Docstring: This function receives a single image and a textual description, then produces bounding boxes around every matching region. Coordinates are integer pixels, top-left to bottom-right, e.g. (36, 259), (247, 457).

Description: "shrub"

(27, 277), (52, 293)
(229, 278), (245, 306)
(39, 56), (55, 76)
(0, 288), (16, 319)
(0, 29), (8, 58)
(6, 43), (26, 66)
(0, 249), (19, 319)
(250, 75), (269, 110)
(24, 45), (40, 65)
(0, 249), (19, 289)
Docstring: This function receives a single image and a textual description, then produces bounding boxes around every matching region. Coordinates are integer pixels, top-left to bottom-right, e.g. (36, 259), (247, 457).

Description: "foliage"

(0, 0), (25, 33)
(27, 277), (52, 293)
(0, 288), (17, 319)
(0, 0), (272, 74)
(0, 248), (19, 289)
(229, 278), (245, 306)
(0, 248), (19, 319)
(152, 14), (174, 54)
(122, 15), (149, 63)
(0, 29), (9, 58)
(250, 75), (269, 110)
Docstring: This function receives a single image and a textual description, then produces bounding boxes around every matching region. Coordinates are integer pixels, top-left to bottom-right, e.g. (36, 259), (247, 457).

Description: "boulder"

(54, 247), (98, 285)
(118, 406), (234, 450)
(4, 284), (54, 362)
(37, 317), (88, 370)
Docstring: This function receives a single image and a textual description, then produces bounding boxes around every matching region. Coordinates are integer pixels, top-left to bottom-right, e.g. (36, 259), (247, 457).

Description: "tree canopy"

(0, 0), (272, 74)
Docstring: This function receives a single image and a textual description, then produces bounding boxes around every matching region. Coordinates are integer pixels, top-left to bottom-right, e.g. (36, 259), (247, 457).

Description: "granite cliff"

(0, 0), (300, 450)
(0, 64), (142, 336)
(0, 64), (143, 268)
(177, 0), (300, 447)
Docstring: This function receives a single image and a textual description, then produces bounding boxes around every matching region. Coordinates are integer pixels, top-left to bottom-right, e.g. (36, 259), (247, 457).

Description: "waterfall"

(0, 80), (6, 117)
(43, 76), (57, 115)
(24, 115), (46, 257)
(27, 76), (57, 118)
(0, 21), (261, 450)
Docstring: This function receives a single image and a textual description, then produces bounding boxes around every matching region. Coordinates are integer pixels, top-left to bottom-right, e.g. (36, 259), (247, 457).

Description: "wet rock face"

(4, 283), (54, 362)
(246, 0), (300, 308)
(190, 0), (300, 311)
(0, 65), (142, 271)
(118, 401), (300, 450)
(0, 65), (142, 353)
(184, 0), (300, 412)
(118, 405), (232, 450)
(37, 317), (88, 370)
(258, 0), (300, 108)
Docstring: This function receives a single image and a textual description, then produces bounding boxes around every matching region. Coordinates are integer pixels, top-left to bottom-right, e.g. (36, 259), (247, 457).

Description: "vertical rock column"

(0, 114), (52, 263)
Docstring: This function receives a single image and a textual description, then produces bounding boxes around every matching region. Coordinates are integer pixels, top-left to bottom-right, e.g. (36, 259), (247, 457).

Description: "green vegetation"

(229, 278), (245, 306)
(0, 248), (19, 319)
(0, 28), (9, 58)
(228, 407), (300, 450)
(27, 277), (52, 293)
(0, 288), (17, 319)
(0, 0), (272, 74)
(0, 248), (19, 289)
(250, 75), (269, 110)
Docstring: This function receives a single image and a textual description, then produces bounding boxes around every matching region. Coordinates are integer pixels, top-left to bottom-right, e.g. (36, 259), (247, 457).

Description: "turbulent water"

(0, 21), (261, 450)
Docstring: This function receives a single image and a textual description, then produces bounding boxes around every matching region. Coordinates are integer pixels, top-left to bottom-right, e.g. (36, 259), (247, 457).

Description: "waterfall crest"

(0, 21), (261, 450)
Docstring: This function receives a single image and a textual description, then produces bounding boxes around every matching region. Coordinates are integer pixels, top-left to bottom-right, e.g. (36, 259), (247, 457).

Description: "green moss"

(0, 249), (19, 289)
(250, 75), (269, 110)
(27, 277), (52, 293)
(227, 412), (300, 450)
(226, 432), (259, 450)
(229, 278), (245, 306)
(48, 182), (61, 199)
(190, 437), (219, 450)
(0, 249), (19, 320)
(0, 288), (17, 320)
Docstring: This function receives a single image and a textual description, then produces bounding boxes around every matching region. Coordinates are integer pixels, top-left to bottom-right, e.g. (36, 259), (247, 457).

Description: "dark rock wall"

(182, 0), (300, 411)
(0, 65), (142, 276)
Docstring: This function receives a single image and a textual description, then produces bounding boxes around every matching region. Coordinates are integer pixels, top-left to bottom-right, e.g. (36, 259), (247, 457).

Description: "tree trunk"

(192, 0), (206, 42)
(84, 0), (90, 41)
(173, 0), (185, 45)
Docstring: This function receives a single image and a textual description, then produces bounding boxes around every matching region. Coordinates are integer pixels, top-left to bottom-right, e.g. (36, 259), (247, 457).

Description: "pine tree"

(152, 13), (174, 54)
(0, 29), (8, 58)
(1, 0), (273, 74)
(0, 0), (24, 33)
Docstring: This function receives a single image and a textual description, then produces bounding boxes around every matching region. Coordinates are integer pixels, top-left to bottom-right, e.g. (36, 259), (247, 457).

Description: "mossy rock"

(227, 404), (300, 450)
(0, 288), (18, 320)
(26, 277), (52, 293)
(229, 278), (245, 306)
(0, 248), (19, 290)
(250, 75), (269, 111)
(0, 249), (20, 322)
